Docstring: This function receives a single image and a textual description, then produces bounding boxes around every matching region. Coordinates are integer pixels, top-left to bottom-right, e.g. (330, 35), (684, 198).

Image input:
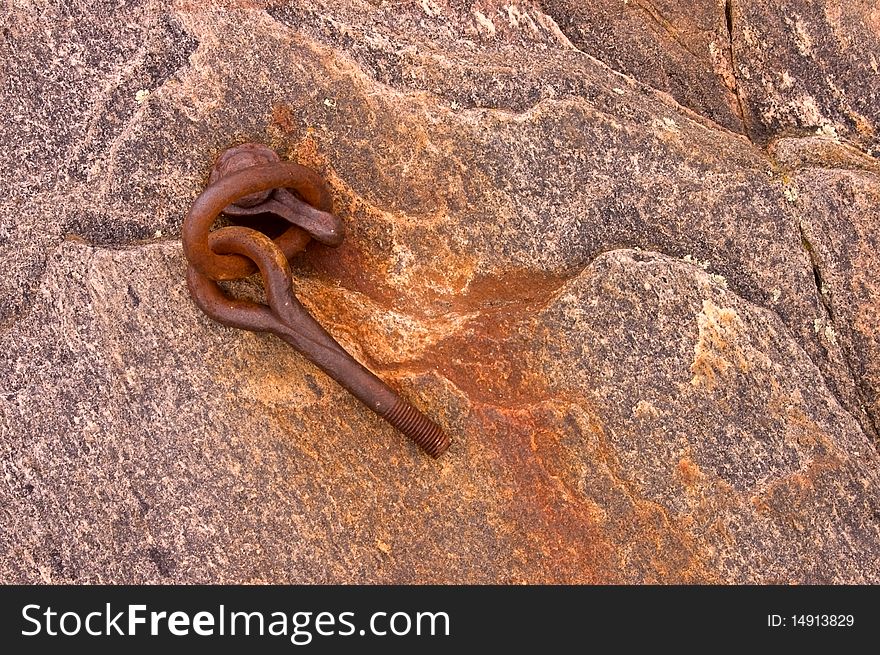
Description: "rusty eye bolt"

(182, 143), (450, 457)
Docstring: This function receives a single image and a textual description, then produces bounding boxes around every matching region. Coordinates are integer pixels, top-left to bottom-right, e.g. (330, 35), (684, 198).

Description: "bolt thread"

(382, 398), (450, 458)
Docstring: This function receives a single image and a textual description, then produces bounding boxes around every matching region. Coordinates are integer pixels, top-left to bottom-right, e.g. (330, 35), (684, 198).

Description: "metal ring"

(185, 225), (296, 333)
(182, 161), (332, 281)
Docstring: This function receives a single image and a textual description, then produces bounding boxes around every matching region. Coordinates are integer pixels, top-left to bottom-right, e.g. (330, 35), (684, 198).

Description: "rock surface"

(1, 1), (878, 583)
(540, 0), (746, 133)
(731, 0), (880, 154)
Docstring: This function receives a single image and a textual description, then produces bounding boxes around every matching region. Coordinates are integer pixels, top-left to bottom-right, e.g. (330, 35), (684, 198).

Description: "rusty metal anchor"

(182, 143), (449, 458)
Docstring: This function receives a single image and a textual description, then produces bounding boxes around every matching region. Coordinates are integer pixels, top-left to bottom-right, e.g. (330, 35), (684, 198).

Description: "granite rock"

(730, 0), (880, 153)
(539, 0), (746, 133)
(1, 1), (878, 583)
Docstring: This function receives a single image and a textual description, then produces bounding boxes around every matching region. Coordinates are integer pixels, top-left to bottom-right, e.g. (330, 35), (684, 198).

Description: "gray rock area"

(1, 1), (878, 583)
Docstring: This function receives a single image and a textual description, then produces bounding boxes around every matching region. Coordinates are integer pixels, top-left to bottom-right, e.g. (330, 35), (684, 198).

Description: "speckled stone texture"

(1, 0), (878, 583)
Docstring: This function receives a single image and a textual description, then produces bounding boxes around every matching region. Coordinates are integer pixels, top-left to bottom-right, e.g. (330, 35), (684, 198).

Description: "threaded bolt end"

(382, 398), (450, 458)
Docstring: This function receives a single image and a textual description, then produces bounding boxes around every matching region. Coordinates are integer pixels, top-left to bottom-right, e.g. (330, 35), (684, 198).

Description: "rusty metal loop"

(182, 160), (335, 281)
(188, 226), (359, 371)
(186, 227), (291, 333)
(181, 144), (450, 458)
